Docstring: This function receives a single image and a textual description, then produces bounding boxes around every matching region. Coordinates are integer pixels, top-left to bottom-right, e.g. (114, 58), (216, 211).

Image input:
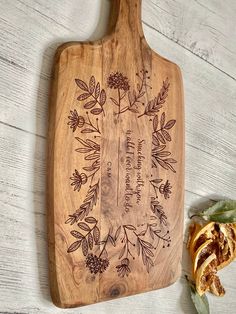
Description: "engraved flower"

(151, 197), (167, 226)
(67, 109), (85, 132)
(85, 253), (109, 274)
(70, 169), (87, 192)
(107, 72), (130, 91)
(159, 180), (172, 199)
(116, 258), (131, 277)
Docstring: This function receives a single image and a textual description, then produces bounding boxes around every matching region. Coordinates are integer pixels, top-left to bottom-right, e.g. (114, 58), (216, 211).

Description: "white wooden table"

(0, 1), (236, 313)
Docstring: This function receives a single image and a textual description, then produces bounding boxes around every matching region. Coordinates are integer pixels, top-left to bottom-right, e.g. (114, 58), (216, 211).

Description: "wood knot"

(110, 287), (120, 298)
(108, 283), (126, 298)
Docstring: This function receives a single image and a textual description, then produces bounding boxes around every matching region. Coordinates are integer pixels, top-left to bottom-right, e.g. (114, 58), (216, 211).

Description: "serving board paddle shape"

(48, 0), (184, 308)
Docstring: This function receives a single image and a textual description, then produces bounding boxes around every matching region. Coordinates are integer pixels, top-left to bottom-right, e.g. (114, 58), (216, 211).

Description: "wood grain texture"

(48, 0), (184, 308)
(0, 0), (236, 313)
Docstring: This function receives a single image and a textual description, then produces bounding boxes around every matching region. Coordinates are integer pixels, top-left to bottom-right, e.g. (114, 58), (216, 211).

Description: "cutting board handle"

(109, 0), (144, 39)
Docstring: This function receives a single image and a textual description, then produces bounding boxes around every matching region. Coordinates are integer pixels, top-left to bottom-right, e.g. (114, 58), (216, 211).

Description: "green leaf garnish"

(191, 200), (236, 223)
(186, 276), (210, 314)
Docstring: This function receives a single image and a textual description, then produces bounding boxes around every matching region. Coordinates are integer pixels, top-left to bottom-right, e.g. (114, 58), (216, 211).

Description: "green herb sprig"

(190, 200), (236, 223)
(186, 276), (210, 314)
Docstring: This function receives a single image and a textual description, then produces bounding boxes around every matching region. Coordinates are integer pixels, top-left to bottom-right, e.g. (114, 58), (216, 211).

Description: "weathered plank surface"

(143, 0), (236, 79)
(0, 0), (236, 313)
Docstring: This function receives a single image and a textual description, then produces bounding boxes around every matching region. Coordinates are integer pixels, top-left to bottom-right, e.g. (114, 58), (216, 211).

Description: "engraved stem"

(99, 232), (112, 258)
(123, 226), (135, 259)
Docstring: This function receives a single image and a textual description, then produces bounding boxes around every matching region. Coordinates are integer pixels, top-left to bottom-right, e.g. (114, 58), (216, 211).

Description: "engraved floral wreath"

(65, 70), (177, 277)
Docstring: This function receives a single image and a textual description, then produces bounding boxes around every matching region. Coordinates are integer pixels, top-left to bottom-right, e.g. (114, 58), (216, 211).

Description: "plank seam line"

(16, 0), (73, 32)
(142, 21), (236, 82)
(185, 188), (218, 202)
(0, 57), (51, 81)
(0, 121), (46, 139)
(186, 142), (235, 167)
(0, 56), (27, 71)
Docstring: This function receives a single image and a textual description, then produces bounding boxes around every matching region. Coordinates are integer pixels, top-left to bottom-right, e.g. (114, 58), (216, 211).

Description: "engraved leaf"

(75, 137), (90, 147)
(149, 228), (155, 240)
(141, 240), (154, 249)
(157, 151), (171, 157)
(85, 216), (97, 224)
(78, 222), (91, 232)
(139, 91), (145, 98)
(144, 247), (154, 257)
(165, 119), (176, 130)
(125, 225), (136, 231)
(93, 226), (100, 244)
(100, 89), (106, 105)
(152, 159), (157, 168)
(150, 215), (157, 220)
(148, 257), (154, 266)
(77, 93), (90, 101)
(84, 100), (97, 109)
(158, 159), (176, 172)
(115, 226), (121, 241)
(81, 128), (95, 133)
(152, 134), (160, 147)
(75, 79), (88, 91)
(129, 107), (139, 113)
(162, 129), (171, 142)
(153, 115), (158, 131)
(70, 230), (84, 239)
(119, 245), (126, 259)
(110, 97), (119, 106)
(65, 216), (76, 225)
(95, 82), (100, 99)
(156, 159), (173, 171)
(161, 113), (166, 125)
(85, 153), (100, 161)
(78, 180), (99, 218)
(91, 108), (103, 115)
(67, 240), (82, 253)
(92, 160), (100, 168)
(152, 145), (166, 152)
(109, 236), (116, 247)
(86, 139), (99, 149)
(138, 230), (146, 237)
(150, 223), (158, 227)
(164, 158), (177, 163)
(75, 147), (93, 153)
(88, 233), (93, 250)
(142, 79), (170, 117)
(82, 238), (88, 256)
(121, 106), (129, 112)
(83, 165), (96, 172)
(89, 76), (96, 93)
(151, 179), (163, 184)
(155, 131), (165, 144)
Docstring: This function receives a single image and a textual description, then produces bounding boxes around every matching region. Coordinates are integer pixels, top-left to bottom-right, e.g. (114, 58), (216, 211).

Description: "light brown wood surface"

(48, 0), (184, 308)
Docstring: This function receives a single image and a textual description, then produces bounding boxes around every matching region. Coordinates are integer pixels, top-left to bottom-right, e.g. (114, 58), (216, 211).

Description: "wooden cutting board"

(48, 0), (184, 308)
